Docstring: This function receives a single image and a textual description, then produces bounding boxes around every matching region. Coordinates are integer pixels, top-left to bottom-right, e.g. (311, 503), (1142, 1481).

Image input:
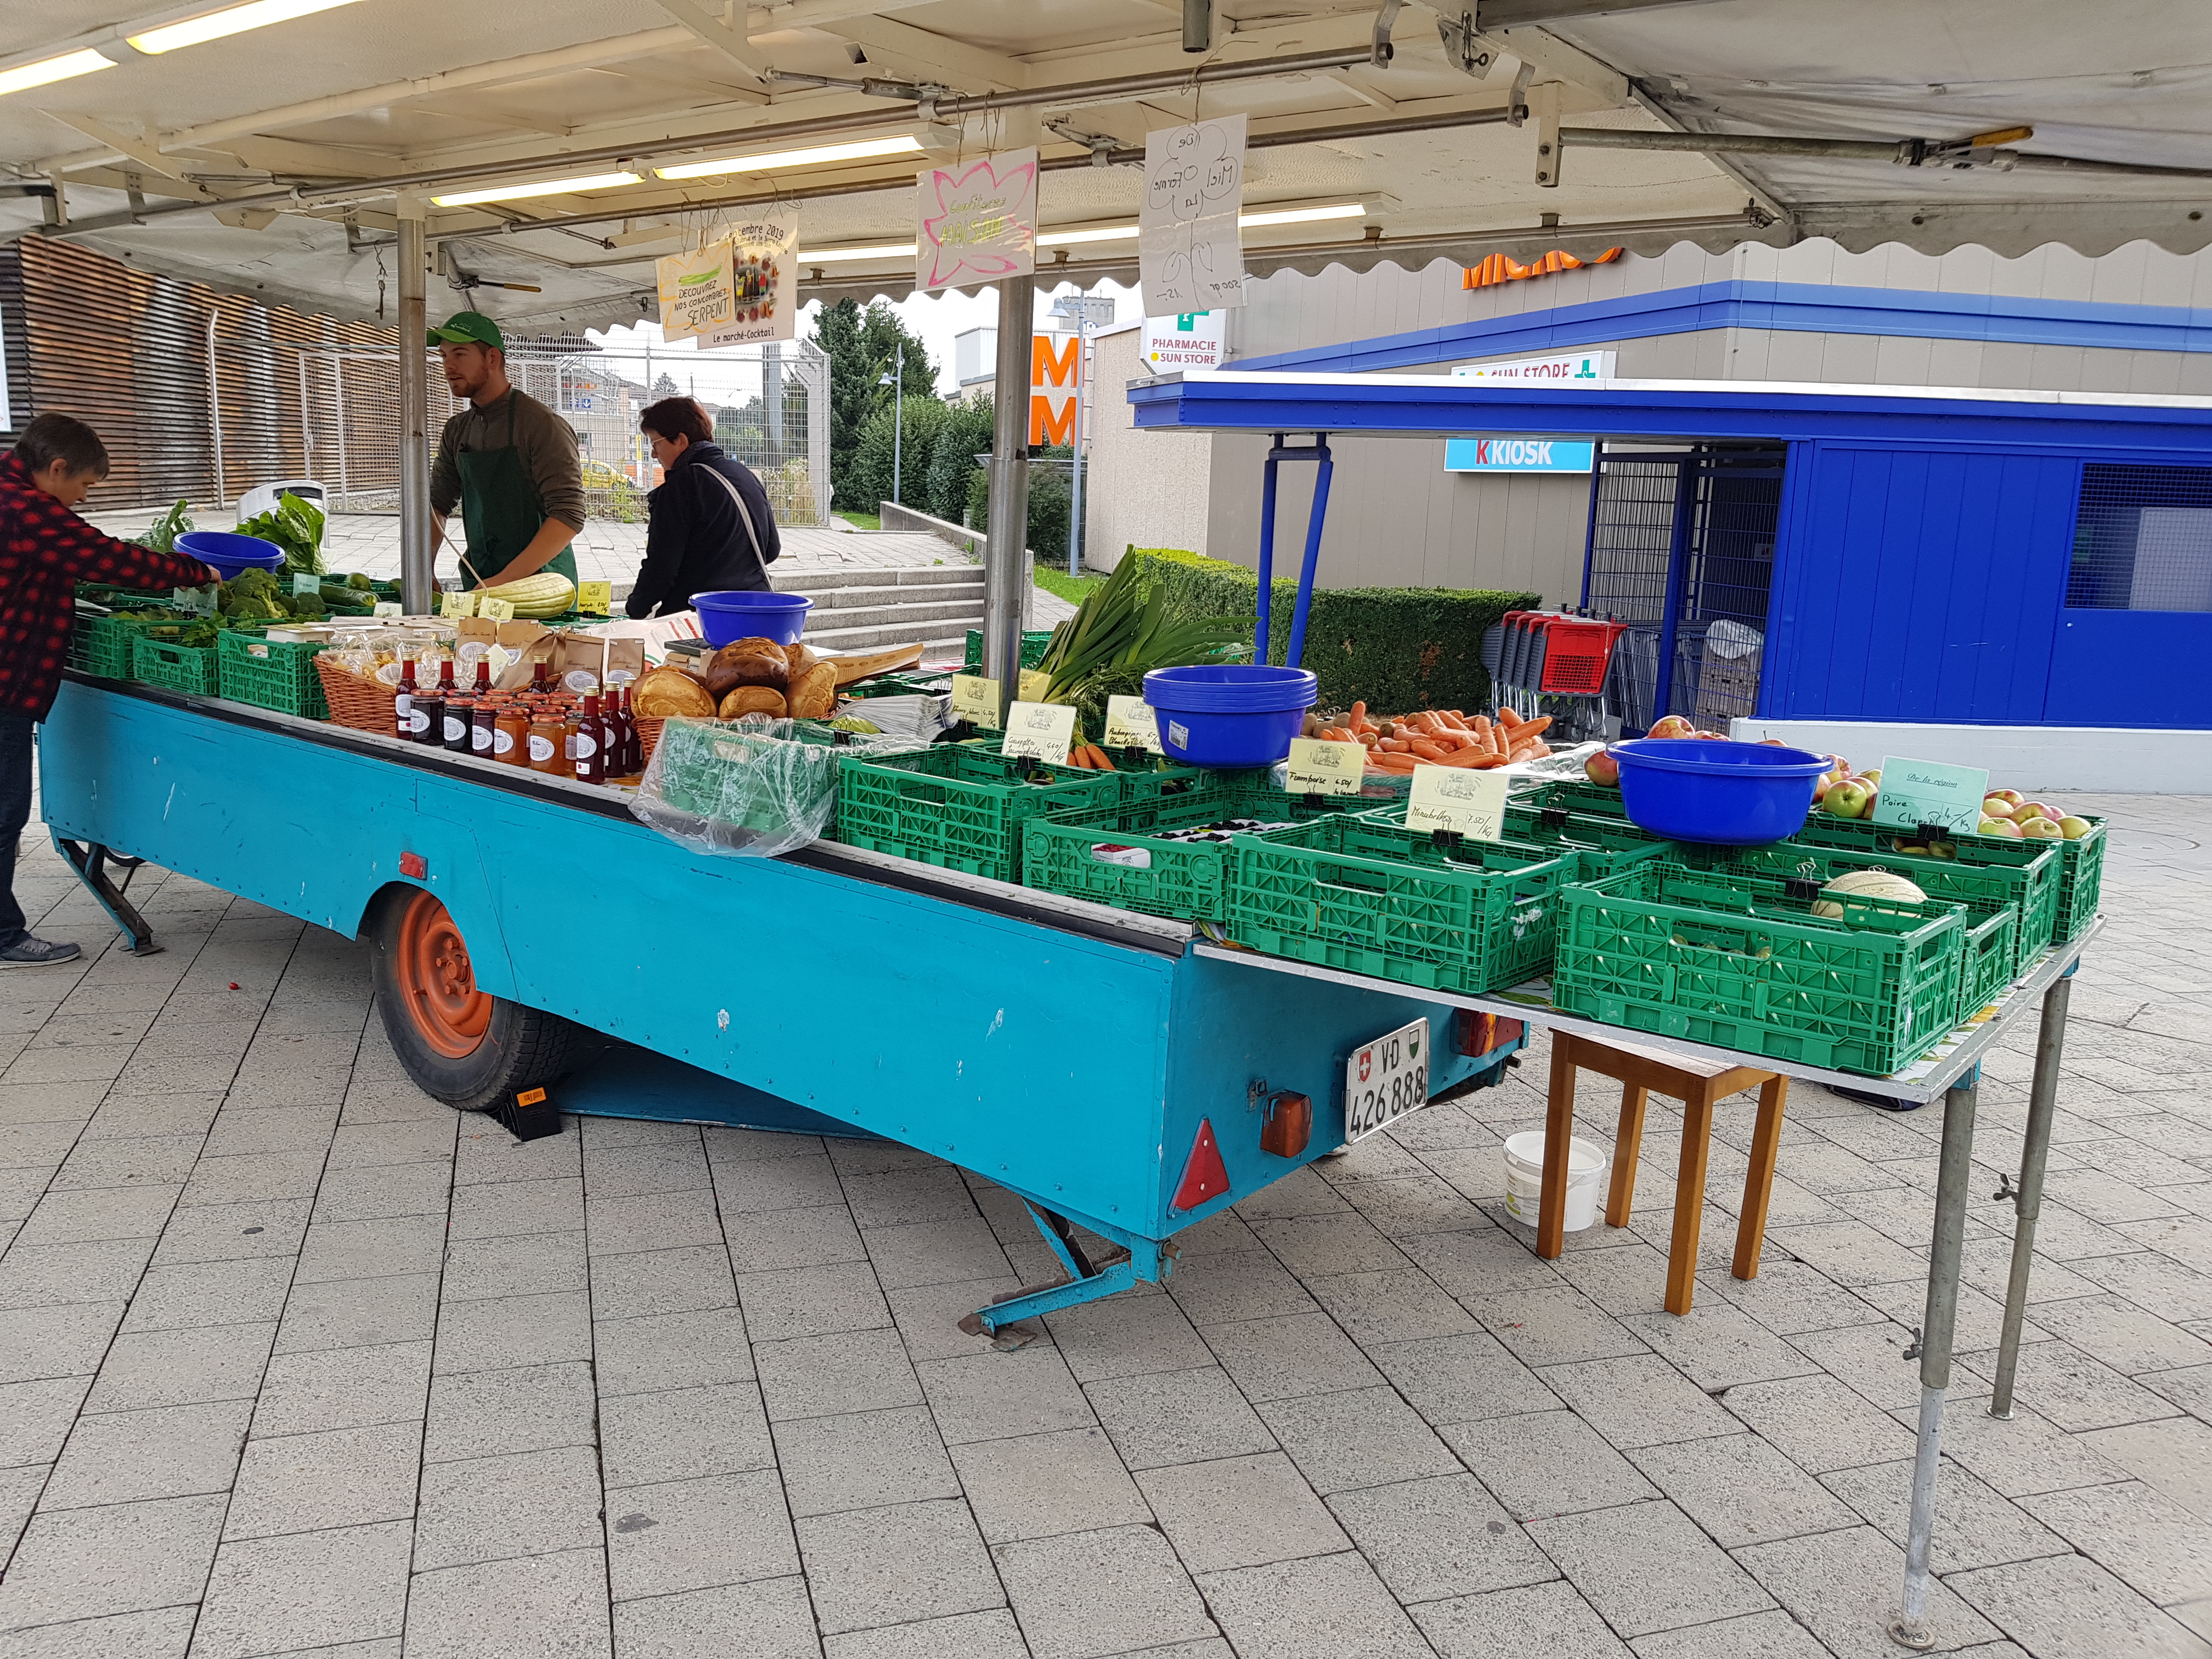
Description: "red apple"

(1584, 749), (1621, 787)
(1980, 795), (2016, 820)
(2017, 802), (2058, 823)
(1987, 789), (2024, 808)
(1978, 816), (2022, 839)
(1647, 715), (1695, 740)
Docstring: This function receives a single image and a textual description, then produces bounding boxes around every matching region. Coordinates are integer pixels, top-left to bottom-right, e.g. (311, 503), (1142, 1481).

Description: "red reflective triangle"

(1172, 1117), (1230, 1212)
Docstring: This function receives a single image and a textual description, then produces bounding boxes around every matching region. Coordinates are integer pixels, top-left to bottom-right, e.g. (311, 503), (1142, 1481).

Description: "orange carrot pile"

(1305, 703), (1553, 775)
(1059, 743), (1117, 770)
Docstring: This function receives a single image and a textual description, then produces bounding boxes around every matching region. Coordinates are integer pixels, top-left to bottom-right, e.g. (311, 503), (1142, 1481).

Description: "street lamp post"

(878, 356), (902, 510)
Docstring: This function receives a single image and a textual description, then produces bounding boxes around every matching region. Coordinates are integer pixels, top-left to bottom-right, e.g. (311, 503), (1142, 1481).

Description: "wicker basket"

(314, 656), (400, 737)
(636, 715), (665, 768)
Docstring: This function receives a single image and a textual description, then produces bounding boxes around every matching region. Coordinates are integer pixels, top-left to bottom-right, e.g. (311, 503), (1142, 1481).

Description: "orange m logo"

(1032, 334), (1079, 387)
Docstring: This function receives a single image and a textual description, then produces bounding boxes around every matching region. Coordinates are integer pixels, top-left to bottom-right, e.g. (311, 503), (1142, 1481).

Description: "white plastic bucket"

(1502, 1130), (1609, 1232)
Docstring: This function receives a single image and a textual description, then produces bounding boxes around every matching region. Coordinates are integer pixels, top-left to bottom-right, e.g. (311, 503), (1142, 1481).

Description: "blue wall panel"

(2046, 610), (2212, 727)
(1764, 445), (2075, 723)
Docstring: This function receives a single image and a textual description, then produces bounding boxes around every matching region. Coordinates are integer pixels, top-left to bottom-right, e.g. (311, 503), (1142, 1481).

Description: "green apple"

(1978, 816), (2022, 839)
(2057, 815), (2092, 840)
(1980, 795), (2016, 819)
(1826, 779), (1875, 819)
(2018, 816), (2064, 839)
(1860, 768), (1882, 786)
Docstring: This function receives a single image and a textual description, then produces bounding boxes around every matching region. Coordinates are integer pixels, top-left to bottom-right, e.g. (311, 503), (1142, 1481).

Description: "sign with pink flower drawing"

(915, 149), (1038, 292)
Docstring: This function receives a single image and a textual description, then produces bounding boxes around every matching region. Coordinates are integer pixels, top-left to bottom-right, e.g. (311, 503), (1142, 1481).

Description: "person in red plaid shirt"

(0, 413), (218, 966)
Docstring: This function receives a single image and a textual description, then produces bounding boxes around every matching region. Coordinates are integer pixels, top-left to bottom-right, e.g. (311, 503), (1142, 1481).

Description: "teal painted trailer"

(38, 676), (1522, 1331)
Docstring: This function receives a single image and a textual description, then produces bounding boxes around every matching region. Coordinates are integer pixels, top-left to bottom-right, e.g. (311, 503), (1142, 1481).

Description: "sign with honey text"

(916, 149), (1036, 292)
(1460, 247), (1622, 291)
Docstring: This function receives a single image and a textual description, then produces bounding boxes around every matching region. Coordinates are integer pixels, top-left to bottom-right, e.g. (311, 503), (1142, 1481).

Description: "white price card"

(1103, 695), (1160, 752)
(1284, 736), (1366, 794)
(372, 601), (404, 619)
(173, 585), (217, 616)
(292, 572), (321, 596)
(473, 596), (514, 622)
(1001, 700), (1078, 765)
(1017, 668), (1052, 702)
(575, 580), (613, 616)
(439, 589), (478, 619)
(948, 674), (1002, 729)
(1405, 766), (1509, 838)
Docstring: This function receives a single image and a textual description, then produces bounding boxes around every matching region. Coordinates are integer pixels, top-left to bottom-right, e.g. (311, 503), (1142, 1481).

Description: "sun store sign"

(1462, 246), (1622, 289)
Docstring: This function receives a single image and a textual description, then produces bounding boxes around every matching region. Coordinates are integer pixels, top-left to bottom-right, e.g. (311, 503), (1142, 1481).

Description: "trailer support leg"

(958, 1204), (1176, 1336)
(53, 836), (161, 956)
(1989, 967), (2072, 1419)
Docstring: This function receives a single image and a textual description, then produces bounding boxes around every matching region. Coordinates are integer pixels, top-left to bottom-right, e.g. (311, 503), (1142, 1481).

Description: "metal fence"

(280, 337), (829, 525)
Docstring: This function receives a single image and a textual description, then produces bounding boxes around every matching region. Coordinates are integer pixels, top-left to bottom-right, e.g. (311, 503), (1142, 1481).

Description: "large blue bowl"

(176, 529), (284, 582)
(1612, 738), (1832, 845)
(693, 590), (812, 647)
(1144, 664), (1318, 766)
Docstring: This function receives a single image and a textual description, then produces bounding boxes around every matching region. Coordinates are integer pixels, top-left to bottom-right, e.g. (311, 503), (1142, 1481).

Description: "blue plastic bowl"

(176, 530), (284, 582)
(693, 590), (812, 647)
(1612, 738), (1832, 845)
(1144, 664), (1318, 766)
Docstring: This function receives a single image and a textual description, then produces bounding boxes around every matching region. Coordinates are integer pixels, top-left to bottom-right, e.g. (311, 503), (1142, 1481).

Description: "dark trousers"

(0, 716), (33, 949)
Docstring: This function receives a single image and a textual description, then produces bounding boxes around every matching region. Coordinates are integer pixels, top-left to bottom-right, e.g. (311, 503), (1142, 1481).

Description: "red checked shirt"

(0, 453), (218, 721)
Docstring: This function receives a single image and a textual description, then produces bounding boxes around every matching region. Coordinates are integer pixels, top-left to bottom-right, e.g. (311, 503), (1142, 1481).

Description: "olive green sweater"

(428, 388), (588, 533)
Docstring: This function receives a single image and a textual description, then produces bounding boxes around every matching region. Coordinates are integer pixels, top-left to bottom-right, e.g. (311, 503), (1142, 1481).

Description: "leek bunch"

(1035, 556), (1247, 712)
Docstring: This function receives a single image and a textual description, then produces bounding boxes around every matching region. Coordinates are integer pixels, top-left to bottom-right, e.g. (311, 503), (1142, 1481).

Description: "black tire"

(365, 885), (586, 1113)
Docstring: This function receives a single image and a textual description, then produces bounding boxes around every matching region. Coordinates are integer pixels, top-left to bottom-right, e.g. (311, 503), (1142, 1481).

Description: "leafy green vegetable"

(1035, 552), (1246, 716)
(132, 500), (195, 554)
(217, 567), (289, 620)
(234, 492), (325, 577)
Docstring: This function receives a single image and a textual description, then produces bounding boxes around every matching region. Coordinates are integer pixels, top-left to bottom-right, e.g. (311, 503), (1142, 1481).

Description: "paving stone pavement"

(1, 793), (2208, 1657)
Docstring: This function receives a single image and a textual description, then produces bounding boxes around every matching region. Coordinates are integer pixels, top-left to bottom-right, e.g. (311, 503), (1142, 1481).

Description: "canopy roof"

(2, 0), (2206, 329)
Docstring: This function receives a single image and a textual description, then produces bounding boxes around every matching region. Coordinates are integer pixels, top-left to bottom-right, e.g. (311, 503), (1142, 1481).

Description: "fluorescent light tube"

(657, 135), (922, 180)
(128, 0), (364, 54)
(0, 48), (114, 96)
(431, 171), (643, 207)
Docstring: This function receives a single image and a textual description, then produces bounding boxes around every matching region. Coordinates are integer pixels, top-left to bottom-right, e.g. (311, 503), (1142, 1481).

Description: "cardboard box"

(456, 619), (643, 690)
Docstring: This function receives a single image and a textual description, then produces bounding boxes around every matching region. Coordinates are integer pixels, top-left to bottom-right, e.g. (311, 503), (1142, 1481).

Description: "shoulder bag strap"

(697, 461), (768, 577)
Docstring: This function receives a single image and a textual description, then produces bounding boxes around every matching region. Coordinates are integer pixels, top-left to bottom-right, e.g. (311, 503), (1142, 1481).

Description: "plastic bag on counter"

(630, 715), (839, 857)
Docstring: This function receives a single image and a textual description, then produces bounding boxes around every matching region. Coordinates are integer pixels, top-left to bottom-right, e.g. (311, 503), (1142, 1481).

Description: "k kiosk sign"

(1443, 437), (1596, 473)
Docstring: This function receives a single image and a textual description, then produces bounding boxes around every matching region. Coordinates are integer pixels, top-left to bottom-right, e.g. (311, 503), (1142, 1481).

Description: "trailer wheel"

(368, 887), (583, 1113)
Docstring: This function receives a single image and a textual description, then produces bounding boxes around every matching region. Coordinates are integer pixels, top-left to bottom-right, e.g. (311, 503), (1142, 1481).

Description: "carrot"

(1432, 746), (1500, 768)
(1513, 715), (1551, 740)
(1525, 741), (1550, 758)
(1508, 742), (1540, 763)
(1089, 745), (1116, 770)
(1368, 754), (1417, 772)
(1349, 701), (1367, 730)
(1434, 709), (1469, 731)
(1380, 738), (1409, 753)
(1496, 707), (1523, 729)
(1407, 738), (1451, 762)
(1357, 731), (1379, 747)
(1062, 748), (1089, 768)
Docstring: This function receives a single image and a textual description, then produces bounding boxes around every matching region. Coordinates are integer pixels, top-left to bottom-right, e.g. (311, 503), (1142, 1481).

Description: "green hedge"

(1124, 546), (1538, 714)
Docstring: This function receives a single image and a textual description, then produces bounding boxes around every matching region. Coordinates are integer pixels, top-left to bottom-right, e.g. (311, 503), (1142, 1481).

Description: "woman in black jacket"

(626, 396), (782, 618)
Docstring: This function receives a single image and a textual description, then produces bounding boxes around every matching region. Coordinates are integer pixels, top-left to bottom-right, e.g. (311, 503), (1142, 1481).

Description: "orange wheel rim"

(396, 890), (490, 1059)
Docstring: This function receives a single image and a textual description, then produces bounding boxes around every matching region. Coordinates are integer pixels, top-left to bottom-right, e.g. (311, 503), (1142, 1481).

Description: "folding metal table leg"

(1892, 1071), (1977, 1651)
(1989, 968), (2074, 1419)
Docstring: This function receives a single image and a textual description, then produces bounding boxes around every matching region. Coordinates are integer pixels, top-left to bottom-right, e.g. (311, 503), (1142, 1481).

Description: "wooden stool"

(1538, 1030), (1788, 1314)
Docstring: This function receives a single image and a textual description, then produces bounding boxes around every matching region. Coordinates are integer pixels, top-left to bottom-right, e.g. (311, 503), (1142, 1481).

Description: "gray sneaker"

(0, 937), (82, 967)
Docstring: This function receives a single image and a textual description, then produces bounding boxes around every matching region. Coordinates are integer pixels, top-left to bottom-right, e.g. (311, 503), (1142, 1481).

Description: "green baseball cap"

(427, 309), (504, 349)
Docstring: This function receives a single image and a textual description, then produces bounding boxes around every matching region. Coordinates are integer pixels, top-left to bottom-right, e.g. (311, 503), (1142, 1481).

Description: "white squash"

(1810, 867), (1929, 919)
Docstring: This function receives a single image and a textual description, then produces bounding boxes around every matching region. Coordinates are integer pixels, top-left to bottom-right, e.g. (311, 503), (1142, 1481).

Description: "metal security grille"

(2067, 463), (2212, 612)
(1580, 444), (1785, 731)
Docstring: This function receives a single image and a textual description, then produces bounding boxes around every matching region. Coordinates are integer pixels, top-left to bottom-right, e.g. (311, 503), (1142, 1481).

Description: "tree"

(926, 397), (996, 526)
(850, 394), (952, 515)
(650, 371), (681, 402)
(812, 298), (936, 509)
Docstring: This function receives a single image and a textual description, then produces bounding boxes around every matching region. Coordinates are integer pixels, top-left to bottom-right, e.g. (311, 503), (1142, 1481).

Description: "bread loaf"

(786, 662), (836, 720)
(704, 639), (789, 697)
(719, 685), (788, 719)
(632, 667), (716, 718)
(783, 641), (818, 679)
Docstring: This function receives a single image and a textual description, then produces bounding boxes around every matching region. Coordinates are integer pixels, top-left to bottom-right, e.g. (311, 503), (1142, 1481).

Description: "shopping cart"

(1485, 609), (1629, 742)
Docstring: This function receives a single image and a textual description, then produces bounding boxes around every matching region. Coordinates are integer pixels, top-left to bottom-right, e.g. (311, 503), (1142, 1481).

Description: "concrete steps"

(779, 562), (983, 652)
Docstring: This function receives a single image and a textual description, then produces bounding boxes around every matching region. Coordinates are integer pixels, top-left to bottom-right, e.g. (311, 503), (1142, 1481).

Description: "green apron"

(457, 394), (580, 591)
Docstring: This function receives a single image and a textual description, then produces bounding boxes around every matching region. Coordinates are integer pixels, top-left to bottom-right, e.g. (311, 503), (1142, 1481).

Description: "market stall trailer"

(37, 676), (1520, 1332)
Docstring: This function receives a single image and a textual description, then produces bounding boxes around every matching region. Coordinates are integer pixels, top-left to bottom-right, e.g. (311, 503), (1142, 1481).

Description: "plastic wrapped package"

(630, 715), (921, 857)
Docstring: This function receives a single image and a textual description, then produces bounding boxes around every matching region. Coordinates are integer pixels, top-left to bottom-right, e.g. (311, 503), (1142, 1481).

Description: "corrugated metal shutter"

(0, 248), (29, 442)
(18, 236), (402, 511)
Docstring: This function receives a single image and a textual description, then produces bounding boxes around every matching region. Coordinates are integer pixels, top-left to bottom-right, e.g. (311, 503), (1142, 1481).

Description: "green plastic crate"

(2050, 817), (2107, 940)
(218, 628), (329, 719)
(833, 743), (1123, 882)
(1227, 817), (1581, 996)
(844, 668), (956, 701)
(1960, 907), (2017, 1018)
(68, 589), (183, 679)
(1023, 775), (1407, 920)
(1530, 778), (1635, 820)
(962, 630), (1054, 672)
(1551, 860), (1968, 1077)
(132, 632), (223, 696)
(1781, 818), (2065, 968)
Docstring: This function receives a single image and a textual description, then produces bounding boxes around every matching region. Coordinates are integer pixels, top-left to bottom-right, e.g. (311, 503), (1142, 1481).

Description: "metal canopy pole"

(396, 198), (434, 614)
(1989, 968), (2075, 1418)
(1893, 1071), (1978, 1651)
(983, 273), (1035, 720)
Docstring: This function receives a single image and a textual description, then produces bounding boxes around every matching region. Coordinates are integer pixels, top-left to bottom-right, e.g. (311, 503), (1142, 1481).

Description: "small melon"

(1809, 867), (1928, 919)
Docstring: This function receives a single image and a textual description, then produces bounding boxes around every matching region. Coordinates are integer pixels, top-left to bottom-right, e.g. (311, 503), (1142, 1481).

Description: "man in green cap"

(426, 310), (586, 592)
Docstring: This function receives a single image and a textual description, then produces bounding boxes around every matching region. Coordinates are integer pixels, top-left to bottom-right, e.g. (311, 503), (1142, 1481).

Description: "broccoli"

(217, 567), (287, 620)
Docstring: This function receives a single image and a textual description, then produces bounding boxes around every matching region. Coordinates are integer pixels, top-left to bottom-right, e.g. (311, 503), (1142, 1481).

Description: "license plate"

(1342, 1017), (1430, 1143)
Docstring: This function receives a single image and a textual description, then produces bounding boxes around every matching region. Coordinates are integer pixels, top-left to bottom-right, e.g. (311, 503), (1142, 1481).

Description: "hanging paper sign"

(1870, 756), (1991, 834)
(1103, 696), (1160, 752)
(655, 240), (737, 342)
(1017, 668), (1052, 702)
(574, 580), (613, 616)
(1406, 766), (1509, 839)
(916, 149), (1037, 292)
(697, 217), (798, 347)
(1001, 700), (1077, 766)
(1283, 737), (1364, 794)
(949, 674), (1002, 728)
(474, 596), (515, 622)
(439, 589), (478, 619)
(1141, 115), (1246, 314)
